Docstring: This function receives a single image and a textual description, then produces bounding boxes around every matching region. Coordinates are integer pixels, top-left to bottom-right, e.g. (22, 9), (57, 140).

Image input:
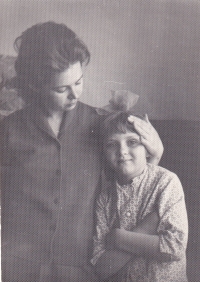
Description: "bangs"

(103, 112), (137, 138)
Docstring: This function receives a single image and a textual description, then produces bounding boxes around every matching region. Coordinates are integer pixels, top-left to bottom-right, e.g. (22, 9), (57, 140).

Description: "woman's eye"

(52, 87), (68, 93)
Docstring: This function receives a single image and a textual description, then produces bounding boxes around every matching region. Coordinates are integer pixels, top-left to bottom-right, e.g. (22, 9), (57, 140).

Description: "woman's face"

(39, 61), (83, 113)
(104, 130), (147, 184)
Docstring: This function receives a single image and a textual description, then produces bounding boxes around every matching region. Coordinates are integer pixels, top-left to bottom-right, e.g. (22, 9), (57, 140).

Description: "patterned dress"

(91, 164), (188, 282)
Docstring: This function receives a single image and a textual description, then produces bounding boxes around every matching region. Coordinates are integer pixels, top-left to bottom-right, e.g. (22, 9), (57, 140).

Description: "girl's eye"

(128, 139), (139, 146)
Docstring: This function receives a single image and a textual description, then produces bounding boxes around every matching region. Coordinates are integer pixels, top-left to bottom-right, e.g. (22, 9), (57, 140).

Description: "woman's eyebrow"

(53, 74), (83, 88)
(76, 74), (83, 82)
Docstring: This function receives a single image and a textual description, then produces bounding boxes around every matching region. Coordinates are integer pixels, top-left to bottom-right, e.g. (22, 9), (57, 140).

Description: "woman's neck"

(45, 110), (64, 137)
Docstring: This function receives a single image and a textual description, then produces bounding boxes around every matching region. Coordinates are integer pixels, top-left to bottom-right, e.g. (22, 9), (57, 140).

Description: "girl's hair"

(102, 111), (143, 140)
(14, 21), (90, 93)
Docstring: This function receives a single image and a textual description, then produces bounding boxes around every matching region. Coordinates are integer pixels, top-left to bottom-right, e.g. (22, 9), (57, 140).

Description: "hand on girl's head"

(127, 114), (163, 164)
(127, 115), (135, 124)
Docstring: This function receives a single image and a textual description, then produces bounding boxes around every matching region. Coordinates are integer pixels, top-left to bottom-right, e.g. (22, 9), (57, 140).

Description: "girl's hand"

(128, 114), (164, 165)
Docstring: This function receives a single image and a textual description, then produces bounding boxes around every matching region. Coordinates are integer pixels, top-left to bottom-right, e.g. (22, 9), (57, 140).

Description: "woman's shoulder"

(0, 107), (29, 127)
(77, 101), (97, 115)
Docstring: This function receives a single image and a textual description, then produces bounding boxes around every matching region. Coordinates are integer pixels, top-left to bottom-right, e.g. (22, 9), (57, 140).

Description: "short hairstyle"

(102, 111), (144, 140)
(14, 21), (90, 91)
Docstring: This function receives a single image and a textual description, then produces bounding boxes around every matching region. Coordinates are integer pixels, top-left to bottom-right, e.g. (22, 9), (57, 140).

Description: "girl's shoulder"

(146, 163), (182, 188)
(147, 163), (179, 178)
(97, 181), (116, 204)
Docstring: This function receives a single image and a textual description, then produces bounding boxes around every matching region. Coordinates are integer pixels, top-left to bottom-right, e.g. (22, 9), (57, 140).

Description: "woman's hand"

(128, 114), (164, 165)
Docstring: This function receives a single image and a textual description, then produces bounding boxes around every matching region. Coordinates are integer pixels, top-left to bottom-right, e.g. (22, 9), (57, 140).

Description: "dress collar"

(25, 102), (80, 139)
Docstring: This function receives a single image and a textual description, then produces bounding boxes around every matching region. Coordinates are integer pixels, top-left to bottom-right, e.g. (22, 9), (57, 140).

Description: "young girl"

(91, 92), (188, 281)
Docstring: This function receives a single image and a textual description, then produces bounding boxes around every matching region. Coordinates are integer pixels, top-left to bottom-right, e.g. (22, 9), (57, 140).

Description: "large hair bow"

(96, 90), (139, 115)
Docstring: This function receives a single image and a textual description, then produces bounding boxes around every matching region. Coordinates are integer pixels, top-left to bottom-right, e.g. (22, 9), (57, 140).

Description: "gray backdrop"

(0, 0), (199, 120)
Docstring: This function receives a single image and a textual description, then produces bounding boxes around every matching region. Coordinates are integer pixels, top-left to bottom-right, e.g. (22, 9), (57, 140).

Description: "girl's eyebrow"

(126, 135), (139, 139)
(126, 136), (140, 141)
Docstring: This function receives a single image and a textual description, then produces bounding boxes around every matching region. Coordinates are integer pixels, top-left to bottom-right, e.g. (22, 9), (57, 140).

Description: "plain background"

(0, 0), (199, 120)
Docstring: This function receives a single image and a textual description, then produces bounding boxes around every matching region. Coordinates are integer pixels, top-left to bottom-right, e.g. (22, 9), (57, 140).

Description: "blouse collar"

(116, 164), (148, 191)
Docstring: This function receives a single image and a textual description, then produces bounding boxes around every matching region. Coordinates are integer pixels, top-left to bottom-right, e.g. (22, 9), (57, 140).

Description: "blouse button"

(126, 211), (131, 217)
(56, 169), (61, 176)
(49, 223), (56, 231)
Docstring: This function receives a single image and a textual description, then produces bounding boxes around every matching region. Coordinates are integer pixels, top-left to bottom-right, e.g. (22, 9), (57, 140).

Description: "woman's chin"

(64, 102), (77, 111)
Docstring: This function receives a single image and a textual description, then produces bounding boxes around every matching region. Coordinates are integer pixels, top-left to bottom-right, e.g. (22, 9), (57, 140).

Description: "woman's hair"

(14, 21), (90, 92)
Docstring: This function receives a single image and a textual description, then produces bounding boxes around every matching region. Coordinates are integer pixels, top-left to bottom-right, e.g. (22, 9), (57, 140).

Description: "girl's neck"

(116, 166), (147, 186)
(116, 176), (133, 186)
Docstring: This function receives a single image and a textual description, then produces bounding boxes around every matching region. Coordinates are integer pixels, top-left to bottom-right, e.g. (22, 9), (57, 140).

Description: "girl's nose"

(119, 143), (128, 156)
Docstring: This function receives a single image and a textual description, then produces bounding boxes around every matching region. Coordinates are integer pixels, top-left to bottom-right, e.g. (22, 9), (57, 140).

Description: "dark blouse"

(1, 101), (103, 266)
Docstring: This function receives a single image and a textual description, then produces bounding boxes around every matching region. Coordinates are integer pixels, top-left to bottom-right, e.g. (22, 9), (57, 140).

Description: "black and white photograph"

(0, 0), (199, 281)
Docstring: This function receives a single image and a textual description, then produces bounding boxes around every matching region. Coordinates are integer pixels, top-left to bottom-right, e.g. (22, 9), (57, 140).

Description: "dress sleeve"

(157, 173), (188, 260)
(90, 191), (110, 265)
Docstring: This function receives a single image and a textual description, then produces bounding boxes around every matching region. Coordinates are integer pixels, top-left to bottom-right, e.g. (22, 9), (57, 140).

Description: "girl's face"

(104, 130), (147, 185)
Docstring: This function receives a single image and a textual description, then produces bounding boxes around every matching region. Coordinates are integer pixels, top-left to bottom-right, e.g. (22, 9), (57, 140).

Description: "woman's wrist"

(147, 154), (162, 165)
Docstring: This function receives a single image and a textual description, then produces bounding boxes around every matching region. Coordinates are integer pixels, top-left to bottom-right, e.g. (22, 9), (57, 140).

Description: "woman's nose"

(67, 88), (77, 100)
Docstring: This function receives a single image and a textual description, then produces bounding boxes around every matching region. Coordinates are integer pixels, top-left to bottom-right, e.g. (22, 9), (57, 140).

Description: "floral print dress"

(91, 164), (188, 282)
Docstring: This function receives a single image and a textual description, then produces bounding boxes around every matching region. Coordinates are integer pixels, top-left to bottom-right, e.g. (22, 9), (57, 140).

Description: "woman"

(1, 21), (163, 282)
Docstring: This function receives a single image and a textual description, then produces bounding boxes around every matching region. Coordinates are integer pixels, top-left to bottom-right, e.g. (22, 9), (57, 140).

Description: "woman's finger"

(144, 113), (149, 123)
(134, 121), (152, 136)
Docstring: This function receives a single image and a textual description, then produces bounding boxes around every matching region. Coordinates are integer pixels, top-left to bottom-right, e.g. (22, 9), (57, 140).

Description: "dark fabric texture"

(1, 101), (102, 267)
